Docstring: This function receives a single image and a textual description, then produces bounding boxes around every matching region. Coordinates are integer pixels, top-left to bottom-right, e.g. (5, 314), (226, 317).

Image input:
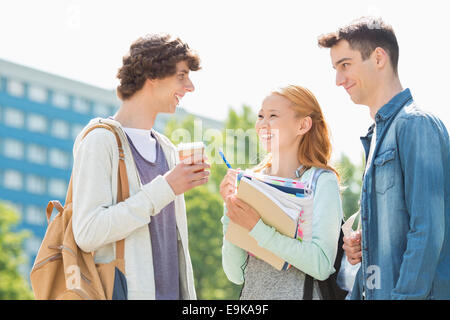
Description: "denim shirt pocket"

(373, 148), (396, 194)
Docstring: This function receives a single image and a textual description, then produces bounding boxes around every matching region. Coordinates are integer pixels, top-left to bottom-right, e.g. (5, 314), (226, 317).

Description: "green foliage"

(165, 109), (244, 299)
(334, 153), (365, 220)
(184, 186), (241, 299)
(0, 203), (34, 300)
(223, 105), (264, 170)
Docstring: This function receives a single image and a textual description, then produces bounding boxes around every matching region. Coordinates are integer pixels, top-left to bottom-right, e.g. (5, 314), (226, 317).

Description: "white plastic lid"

(177, 142), (205, 151)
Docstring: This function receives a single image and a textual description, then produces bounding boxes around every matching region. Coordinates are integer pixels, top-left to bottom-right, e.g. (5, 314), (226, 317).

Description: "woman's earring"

(295, 165), (303, 178)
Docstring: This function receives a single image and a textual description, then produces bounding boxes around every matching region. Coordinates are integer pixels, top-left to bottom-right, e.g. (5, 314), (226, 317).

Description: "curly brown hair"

(116, 34), (201, 100)
(317, 17), (399, 74)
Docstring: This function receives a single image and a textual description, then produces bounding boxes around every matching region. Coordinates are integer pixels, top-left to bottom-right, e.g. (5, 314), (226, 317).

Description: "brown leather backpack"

(30, 122), (129, 300)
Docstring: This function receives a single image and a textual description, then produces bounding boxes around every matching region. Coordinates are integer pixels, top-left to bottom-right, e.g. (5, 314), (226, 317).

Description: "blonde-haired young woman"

(220, 85), (343, 300)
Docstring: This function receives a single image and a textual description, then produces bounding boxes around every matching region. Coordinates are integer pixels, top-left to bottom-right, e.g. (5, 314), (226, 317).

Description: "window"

(28, 113), (47, 133)
(51, 119), (69, 139)
(27, 174), (46, 195)
(93, 103), (109, 117)
(73, 97), (90, 114)
(3, 138), (24, 159)
(4, 170), (23, 190)
(4, 107), (25, 128)
(6, 79), (24, 97)
(26, 205), (46, 226)
(49, 148), (70, 169)
(28, 144), (47, 165)
(25, 236), (42, 256)
(52, 91), (69, 109)
(28, 84), (48, 103)
(49, 178), (67, 198)
(72, 123), (84, 140)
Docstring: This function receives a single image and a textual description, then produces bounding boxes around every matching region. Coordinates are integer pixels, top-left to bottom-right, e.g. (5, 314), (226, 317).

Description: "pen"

(218, 148), (232, 169)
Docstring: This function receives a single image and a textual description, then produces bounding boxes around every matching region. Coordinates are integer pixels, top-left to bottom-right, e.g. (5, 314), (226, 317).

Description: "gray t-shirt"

(240, 255), (323, 300)
(126, 130), (179, 300)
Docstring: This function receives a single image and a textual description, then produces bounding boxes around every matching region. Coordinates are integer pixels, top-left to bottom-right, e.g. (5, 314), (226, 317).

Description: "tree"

(163, 106), (260, 299)
(223, 105), (263, 171)
(334, 153), (365, 220)
(183, 186), (240, 299)
(164, 112), (239, 299)
(0, 202), (34, 299)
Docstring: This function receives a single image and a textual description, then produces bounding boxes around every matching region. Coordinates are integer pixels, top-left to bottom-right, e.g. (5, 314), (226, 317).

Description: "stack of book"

(225, 170), (314, 270)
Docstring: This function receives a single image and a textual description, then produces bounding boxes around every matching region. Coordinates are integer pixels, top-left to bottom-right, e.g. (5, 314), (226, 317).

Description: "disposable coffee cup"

(177, 142), (205, 164)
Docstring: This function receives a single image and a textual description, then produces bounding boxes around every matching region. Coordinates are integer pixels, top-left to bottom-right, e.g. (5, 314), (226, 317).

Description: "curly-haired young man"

(71, 34), (209, 300)
(318, 17), (449, 300)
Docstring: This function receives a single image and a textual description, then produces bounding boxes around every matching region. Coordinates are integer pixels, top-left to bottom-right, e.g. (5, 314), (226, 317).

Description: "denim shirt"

(351, 88), (450, 300)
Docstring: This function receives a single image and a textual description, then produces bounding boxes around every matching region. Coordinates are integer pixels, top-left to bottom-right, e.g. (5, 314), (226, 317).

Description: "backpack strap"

(79, 122), (128, 260)
(302, 168), (330, 299)
(308, 168), (327, 193)
(46, 200), (64, 223)
(303, 167), (348, 300)
(303, 273), (314, 300)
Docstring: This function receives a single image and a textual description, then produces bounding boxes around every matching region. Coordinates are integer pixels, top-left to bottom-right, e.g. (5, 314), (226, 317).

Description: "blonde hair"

(253, 85), (340, 180)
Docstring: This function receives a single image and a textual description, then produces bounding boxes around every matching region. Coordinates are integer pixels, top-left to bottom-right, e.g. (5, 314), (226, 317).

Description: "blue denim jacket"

(351, 88), (450, 300)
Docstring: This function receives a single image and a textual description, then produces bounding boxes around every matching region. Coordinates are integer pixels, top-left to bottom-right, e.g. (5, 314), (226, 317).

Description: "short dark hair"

(318, 17), (399, 74)
(116, 34), (201, 100)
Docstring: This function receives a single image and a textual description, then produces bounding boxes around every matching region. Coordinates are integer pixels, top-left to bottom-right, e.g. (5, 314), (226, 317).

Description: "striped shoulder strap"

(306, 168), (330, 193)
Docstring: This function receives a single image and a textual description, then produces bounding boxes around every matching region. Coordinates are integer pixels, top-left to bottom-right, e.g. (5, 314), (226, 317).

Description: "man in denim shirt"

(318, 17), (449, 299)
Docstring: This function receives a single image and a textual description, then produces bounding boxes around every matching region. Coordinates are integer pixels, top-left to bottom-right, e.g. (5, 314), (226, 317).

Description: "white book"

(248, 178), (305, 221)
(225, 177), (314, 270)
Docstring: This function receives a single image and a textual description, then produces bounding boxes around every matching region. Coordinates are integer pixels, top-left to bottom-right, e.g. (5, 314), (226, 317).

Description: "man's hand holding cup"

(164, 142), (210, 195)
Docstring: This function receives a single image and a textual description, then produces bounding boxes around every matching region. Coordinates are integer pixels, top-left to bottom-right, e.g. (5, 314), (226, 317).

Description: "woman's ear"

(298, 116), (312, 135)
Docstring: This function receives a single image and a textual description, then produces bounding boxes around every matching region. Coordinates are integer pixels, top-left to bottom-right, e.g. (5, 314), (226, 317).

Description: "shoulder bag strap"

(302, 168), (330, 299)
(79, 122), (128, 260)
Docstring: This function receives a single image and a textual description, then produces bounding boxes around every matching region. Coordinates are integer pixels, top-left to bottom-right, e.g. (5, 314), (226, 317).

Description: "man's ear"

(142, 78), (157, 93)
(373, 47), (389, 70)
(299, 116), (312, 135)
(145, 78), (155, 87)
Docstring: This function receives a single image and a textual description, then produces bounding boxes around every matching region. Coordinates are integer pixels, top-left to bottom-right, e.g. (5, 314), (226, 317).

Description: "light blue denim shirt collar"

(361, 88), (413, 153)
(374, 88), (412, 122)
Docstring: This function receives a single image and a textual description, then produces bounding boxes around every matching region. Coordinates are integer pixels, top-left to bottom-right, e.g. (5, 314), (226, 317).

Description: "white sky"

(1, 0), (449, 164)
